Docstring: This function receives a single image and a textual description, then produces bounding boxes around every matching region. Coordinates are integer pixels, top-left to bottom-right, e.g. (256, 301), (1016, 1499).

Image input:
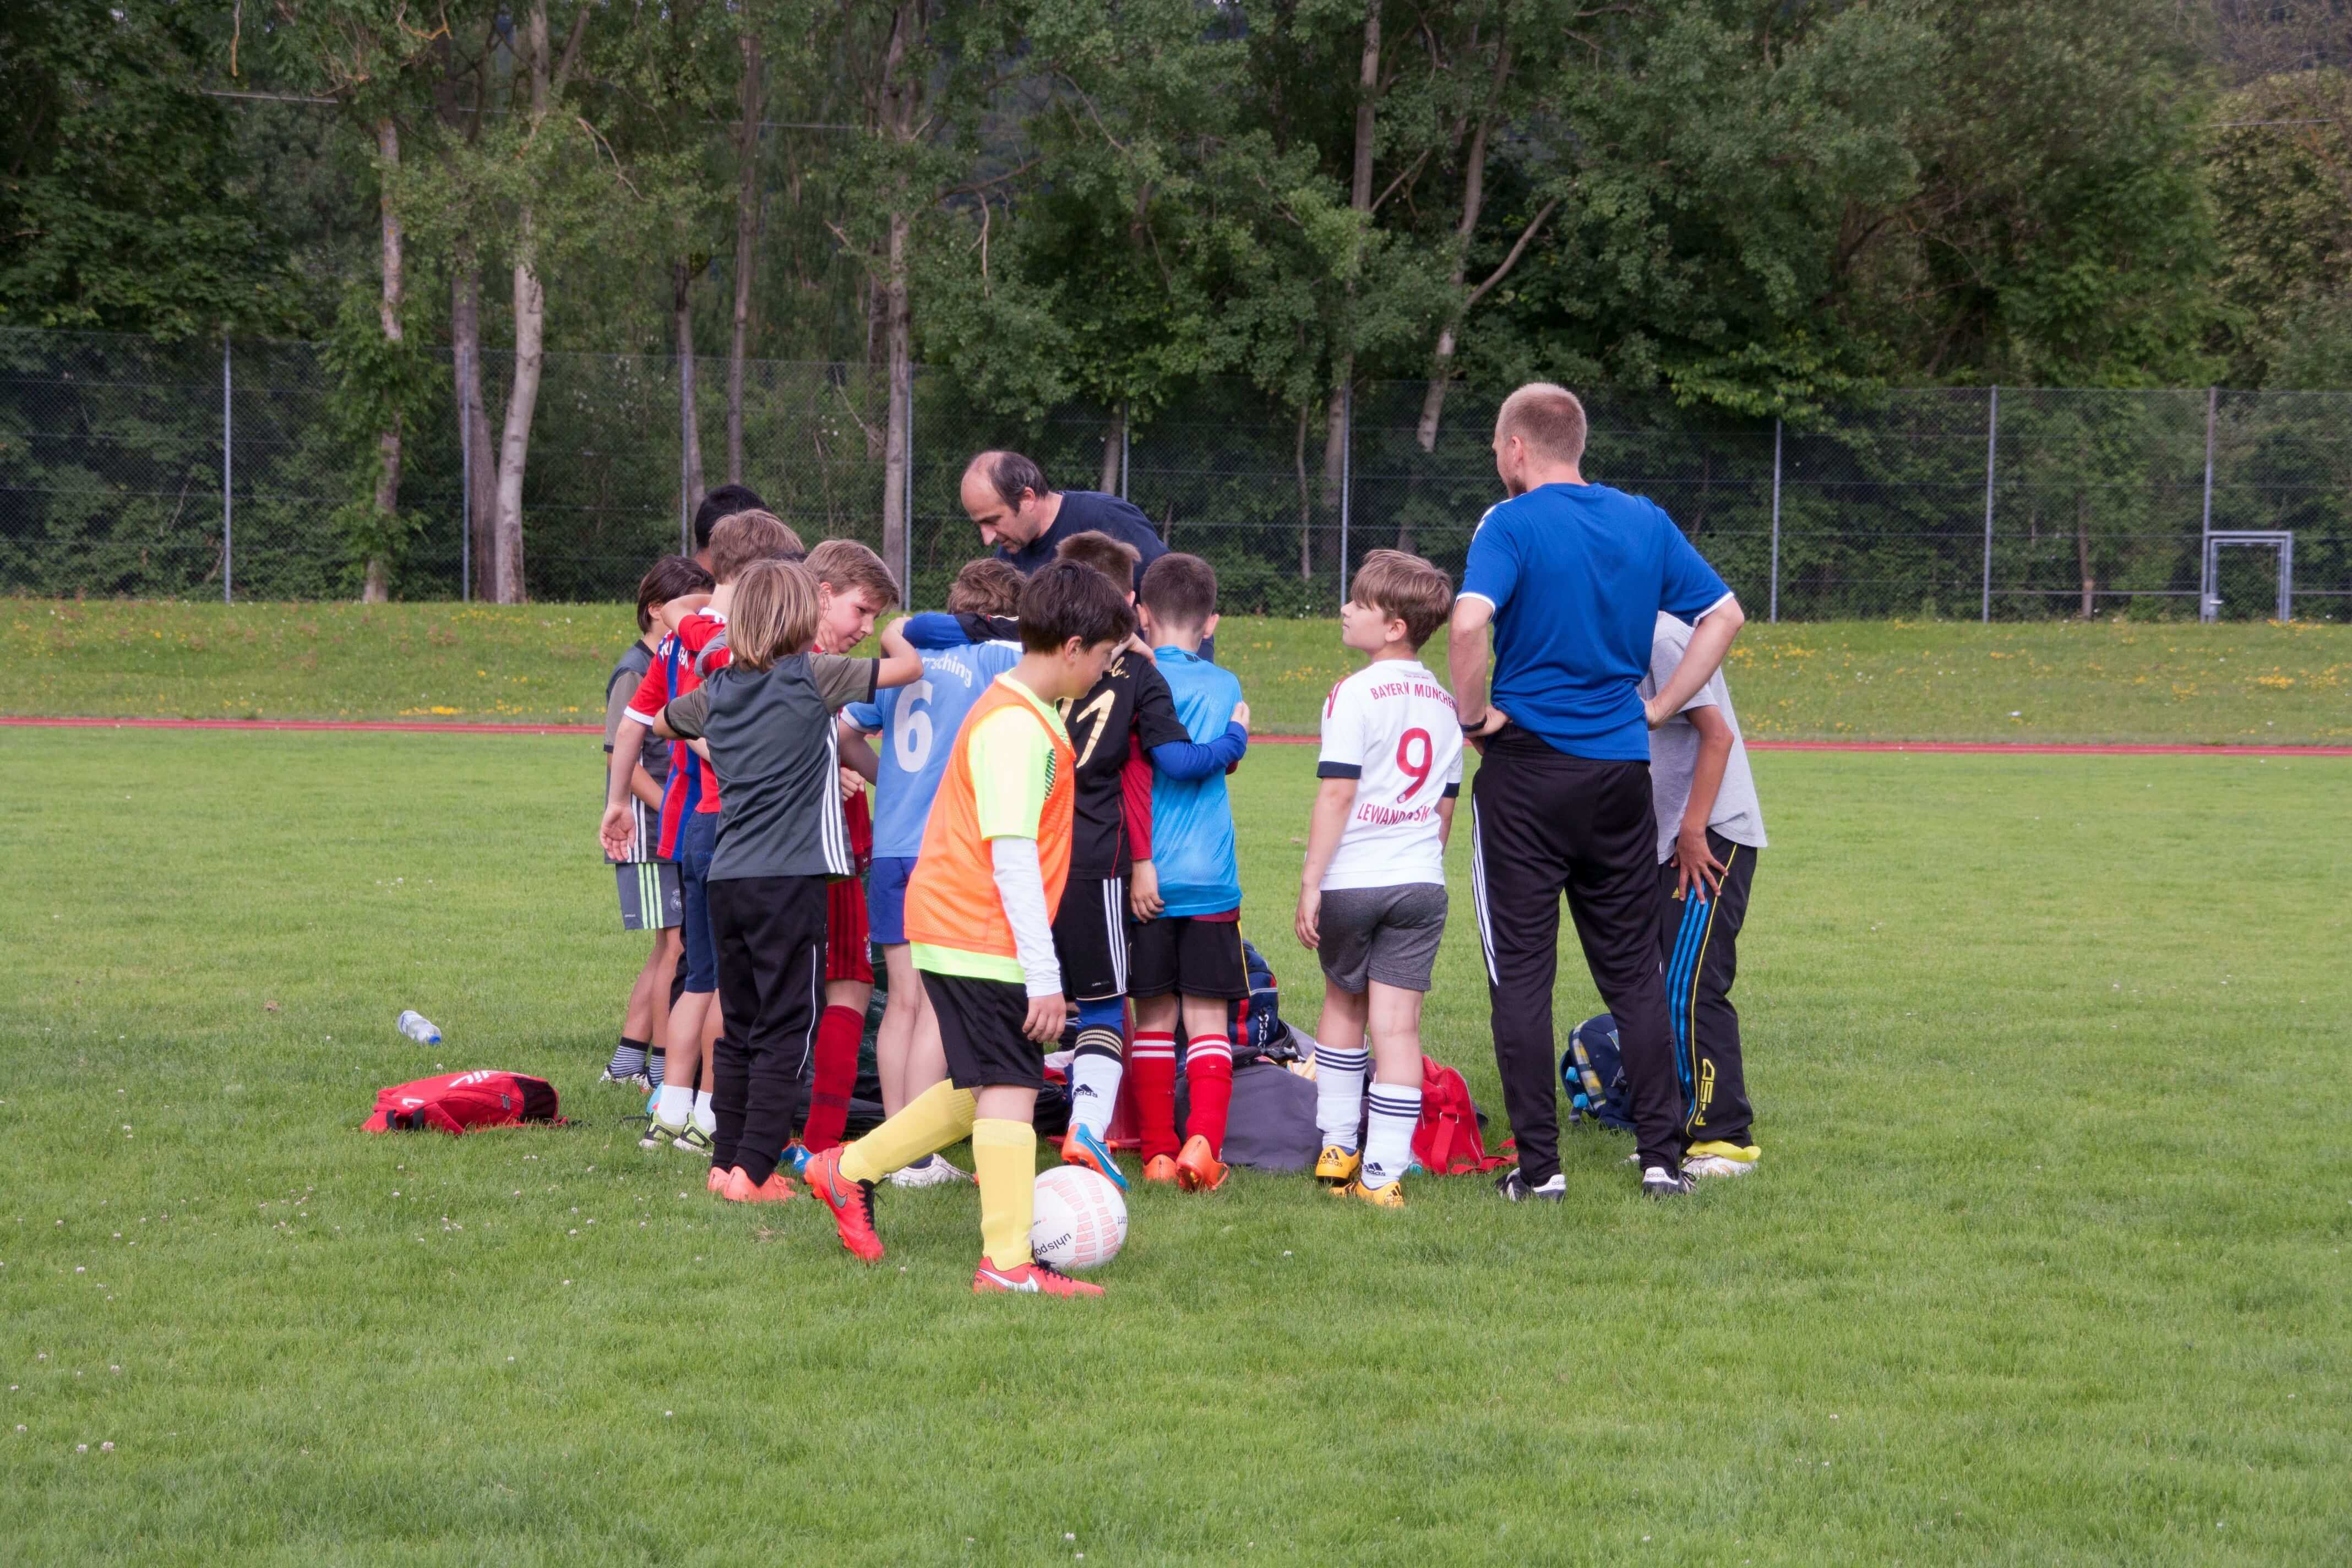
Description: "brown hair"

(1348, 549), (1454, 649)
(707, 510), (807, 584)
(1137, 551), (1217, 629)
(635, 554), (714, 634)
(945, 558), (1027, 615)
(726, 558), (821, 671)
(1017, 559), (1136, 654)
(1055, 529), (1141, 592)
(966, 450), (1050, 510)
(804, 537), (901, 609)
(1495, 383), (1588, 465)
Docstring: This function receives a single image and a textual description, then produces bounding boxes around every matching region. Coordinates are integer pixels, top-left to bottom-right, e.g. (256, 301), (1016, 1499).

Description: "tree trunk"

(365, 117), (404, 604)
(1415, 42), (1511, 470)
(728, 17), (762, 484)
(1295, 402), (1313, 582)
(2077, 493), (2093, 618)
(1318, 1), (1381, 573)
(450, 253), (496, 602)
(496, 251), (542, 604)
(1099, 402), (1125, 494)
(881, 206), (912, 585)
(676, 259), (706, 535)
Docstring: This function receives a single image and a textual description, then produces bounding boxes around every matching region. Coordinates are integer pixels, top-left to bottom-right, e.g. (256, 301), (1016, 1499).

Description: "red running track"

(3, 714), (2348, 756)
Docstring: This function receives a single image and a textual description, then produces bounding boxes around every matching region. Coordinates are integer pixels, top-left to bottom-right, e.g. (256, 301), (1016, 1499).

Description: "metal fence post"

(1981, 385), (1998, 623)
(221, 334), (233, 605)
(1769, 417), (1782, 623)
(1337, 383), (1352, 611)
(1119, 405), (1131, 503)
(2199, 386), (2217, 623)
(458, 344), (471, 603)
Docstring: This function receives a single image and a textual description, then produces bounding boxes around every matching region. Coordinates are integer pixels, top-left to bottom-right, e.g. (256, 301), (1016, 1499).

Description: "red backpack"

(363, 1070), (563, 1135)
(1411, 1056), (1510, 1174)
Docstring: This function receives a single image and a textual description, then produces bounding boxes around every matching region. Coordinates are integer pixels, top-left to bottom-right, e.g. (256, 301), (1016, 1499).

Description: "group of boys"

(592, 433), (1768, 1302)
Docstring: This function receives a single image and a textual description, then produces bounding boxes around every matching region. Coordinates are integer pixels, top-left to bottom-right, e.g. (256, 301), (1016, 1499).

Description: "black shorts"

(1126, 913), (1249, 1001)
(1051, 875), (1128, 1004)
(922, 971), (1043, 1090)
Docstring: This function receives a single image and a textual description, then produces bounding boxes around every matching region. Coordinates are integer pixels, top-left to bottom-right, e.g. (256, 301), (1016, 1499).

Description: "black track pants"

(1470, 729), (1687, 1180)
(1659, 833), (1758, 1147)
(707, 875), (827, 1184)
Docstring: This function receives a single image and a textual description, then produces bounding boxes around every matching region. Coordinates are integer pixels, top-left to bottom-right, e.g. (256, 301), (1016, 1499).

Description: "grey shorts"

(1316, 883), (1449, 994)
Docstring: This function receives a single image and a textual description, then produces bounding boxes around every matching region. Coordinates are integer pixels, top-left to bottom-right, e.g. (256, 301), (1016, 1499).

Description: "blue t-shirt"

(1459, 482), (1732, 761)
(1147, 646), (1244, 916)
(844, 628), (1022, 859)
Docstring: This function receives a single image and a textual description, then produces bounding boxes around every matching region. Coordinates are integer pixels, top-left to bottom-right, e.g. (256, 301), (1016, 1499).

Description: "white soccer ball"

(1030, 1166), (1127, 1272)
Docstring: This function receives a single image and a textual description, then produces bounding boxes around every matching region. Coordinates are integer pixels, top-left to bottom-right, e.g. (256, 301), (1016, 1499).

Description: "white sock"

(691, 1088), (716, 1134)
(1068, 1043), (1124, 1140)
(656, 1084), (693, 1125)
(1314, 1045), (1369, 1151)
(1362, 1081), (1422, 1189)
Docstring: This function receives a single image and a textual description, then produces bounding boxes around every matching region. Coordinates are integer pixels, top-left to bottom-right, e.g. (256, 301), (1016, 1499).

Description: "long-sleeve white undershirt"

(989, 836), (1063, 998)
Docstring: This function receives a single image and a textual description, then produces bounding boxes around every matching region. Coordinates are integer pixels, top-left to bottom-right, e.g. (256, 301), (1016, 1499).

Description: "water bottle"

(396, 1010), (442, 1046)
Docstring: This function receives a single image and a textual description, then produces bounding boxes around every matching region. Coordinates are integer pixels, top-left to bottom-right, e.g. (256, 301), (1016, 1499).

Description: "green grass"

(7, 600), (2351, 741)
(3, 733), (2347, 1564)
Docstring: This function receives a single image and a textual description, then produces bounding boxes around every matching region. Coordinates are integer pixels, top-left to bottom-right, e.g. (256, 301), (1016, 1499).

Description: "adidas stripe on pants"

(1469, 729), (1688, 1182)
(1659, 830), (1757, 1147)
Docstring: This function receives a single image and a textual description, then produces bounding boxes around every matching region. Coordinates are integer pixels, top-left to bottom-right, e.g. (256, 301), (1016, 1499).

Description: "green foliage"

(319, 290), (442, 591)
(0, 2), (295, 336)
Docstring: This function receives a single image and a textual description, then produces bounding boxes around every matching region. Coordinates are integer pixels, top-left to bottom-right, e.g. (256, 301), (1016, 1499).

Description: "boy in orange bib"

(803, 562), (1137, 1297)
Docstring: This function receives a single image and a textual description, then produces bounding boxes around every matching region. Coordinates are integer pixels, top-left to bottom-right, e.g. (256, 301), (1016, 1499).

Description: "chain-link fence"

(6, 326), (2349, 619)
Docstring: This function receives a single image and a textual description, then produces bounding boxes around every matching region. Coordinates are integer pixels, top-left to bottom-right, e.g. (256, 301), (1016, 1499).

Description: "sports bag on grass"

(363, 1070), (563, 1135)
(1410, 1056), (1510, 1174)
(1562, 1014), (1635, 1132)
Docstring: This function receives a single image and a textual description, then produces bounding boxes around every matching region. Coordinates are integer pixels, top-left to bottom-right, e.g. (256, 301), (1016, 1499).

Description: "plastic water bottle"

(396, 1010), (442, 1046)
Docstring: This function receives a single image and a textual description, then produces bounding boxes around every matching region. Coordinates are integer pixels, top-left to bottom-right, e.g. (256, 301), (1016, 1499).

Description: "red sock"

(1183, 1033), (1234, 1156)
(801, 1005), (864, 1153)
(1130, 1031), (1180, 1162)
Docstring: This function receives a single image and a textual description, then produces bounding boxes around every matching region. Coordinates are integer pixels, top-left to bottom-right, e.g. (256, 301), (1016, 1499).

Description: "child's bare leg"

(877, 946), (921, 1115)
(1359, 980), (1427, 1189)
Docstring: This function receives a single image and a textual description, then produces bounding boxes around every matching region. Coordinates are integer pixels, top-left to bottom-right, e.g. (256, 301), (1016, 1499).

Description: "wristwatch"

(1459, 711), (1488, 733)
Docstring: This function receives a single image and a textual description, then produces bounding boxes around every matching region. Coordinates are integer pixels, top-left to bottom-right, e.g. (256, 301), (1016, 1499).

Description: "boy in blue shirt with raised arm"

(841, 558), (1027, 1188)
(1126, 553), (1252, 1191)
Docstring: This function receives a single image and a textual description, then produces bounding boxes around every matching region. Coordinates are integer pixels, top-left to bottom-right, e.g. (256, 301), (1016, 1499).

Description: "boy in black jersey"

(899, 532), (1226, 1189)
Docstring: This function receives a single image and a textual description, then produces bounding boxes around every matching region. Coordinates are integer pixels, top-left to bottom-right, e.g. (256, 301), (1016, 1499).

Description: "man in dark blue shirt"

(960, 450), (1167, 591)
(1447, 383), (1746, 1203)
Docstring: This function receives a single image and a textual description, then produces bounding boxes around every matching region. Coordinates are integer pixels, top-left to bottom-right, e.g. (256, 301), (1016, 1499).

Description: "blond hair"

(1495, 383), (1588, 465)
(945, 557), (1026, 615)
(804, 537), (901, 609)
(707, 510), (807, 584)
(1349, 549), (1454, 649)
(725, 558), (821, 670)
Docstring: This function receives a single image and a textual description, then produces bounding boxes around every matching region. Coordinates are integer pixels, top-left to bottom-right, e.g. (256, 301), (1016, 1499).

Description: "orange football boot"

(1174, 1134), (1227, 1193)
(972, 1257), (1104, 1298)
(721, 1166), (799, 1204)
(1142, 1154), (1181, 1185)
(802, 1147), (885, 1262)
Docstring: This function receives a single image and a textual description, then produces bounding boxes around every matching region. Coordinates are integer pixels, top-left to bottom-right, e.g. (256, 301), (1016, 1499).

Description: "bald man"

(1447, 383), (1746, 1202)
(960, 450), (1166, 591)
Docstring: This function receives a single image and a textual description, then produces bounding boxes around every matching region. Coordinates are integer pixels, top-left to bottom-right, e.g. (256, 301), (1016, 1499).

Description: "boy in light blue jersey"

(841, 558), (1026, 1186)
(1126, 552), (1253, 1193)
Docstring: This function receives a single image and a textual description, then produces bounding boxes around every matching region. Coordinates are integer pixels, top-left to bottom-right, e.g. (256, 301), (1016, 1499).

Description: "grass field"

(3, 728), (2347, 1564)
(7, 599), (2351, 741)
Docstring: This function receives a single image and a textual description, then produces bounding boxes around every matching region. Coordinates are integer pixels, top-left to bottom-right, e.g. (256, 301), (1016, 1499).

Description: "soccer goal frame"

(2201, 531), (2294, 623)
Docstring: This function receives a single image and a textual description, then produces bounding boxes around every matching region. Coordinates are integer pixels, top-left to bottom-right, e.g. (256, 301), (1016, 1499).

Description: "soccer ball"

(1030, 1166), (1126, 1272)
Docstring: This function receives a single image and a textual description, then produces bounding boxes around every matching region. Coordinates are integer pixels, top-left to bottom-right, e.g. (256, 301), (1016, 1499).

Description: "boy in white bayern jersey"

(1294, 550), (1465, 1208)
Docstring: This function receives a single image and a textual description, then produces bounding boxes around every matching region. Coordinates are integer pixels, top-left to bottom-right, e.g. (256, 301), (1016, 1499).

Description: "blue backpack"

(1562, 1014), (1634, 1131)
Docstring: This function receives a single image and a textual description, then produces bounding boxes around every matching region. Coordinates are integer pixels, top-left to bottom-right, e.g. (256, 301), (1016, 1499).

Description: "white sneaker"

(888, 1153), (973, 1188)
(599, 1068), (651, 1091)
(1683, 1141), (1761, 1179)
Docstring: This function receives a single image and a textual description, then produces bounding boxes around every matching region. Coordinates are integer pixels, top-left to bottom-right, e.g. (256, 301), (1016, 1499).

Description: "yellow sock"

(837, 1081), (976, 1186)
(972, 1118), (1037, 1271)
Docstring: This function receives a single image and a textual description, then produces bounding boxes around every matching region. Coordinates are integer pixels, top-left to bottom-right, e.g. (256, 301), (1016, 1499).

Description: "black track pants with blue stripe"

(1470, 730), (1688, 1181)
(1658, 831), (1757, 1147)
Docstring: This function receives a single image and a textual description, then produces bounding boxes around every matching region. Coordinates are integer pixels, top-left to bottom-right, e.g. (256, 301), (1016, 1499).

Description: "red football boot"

(802, 1147), (884, 1262)
(971, 1257), (1104, 1298)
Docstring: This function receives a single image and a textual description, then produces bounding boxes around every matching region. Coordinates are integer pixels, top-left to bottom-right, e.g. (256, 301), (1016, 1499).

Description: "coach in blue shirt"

(1447, 382), (1745, 1201)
